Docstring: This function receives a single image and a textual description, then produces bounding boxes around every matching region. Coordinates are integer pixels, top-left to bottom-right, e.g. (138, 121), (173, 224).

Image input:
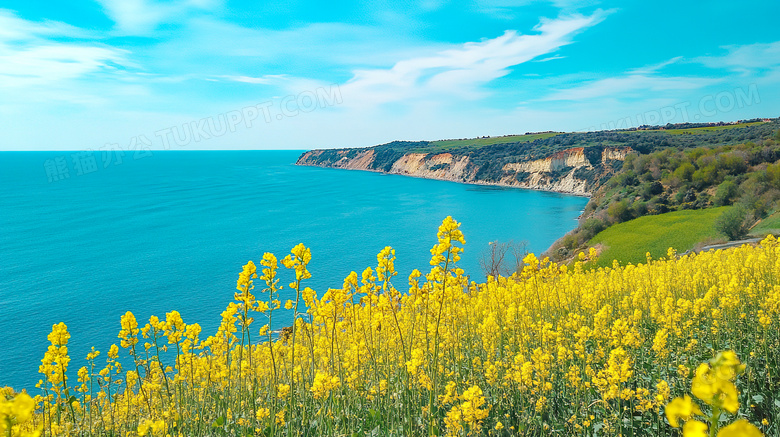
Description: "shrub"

(580, 217), (607, 240)
(607, 199), (632, 223)
(714, 179), (739, 206)
(715, 206), (750, 240)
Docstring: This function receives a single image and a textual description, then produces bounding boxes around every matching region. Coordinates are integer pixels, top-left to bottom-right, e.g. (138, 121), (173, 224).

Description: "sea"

(0, 150), (588, 390)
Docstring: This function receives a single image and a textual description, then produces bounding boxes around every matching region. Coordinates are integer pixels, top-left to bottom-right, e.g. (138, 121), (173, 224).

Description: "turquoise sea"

(0, 150), (587, 390)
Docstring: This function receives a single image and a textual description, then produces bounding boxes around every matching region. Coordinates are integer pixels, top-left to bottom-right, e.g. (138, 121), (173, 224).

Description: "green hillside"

(664, 121), (768, 135)
(589, 207), (730, 267)
(418, 132), (560, 152)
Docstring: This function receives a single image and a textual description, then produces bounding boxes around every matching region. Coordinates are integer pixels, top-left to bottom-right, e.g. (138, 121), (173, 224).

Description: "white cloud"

(0, 9), (94, 41)
(535, 54), (565, 62)
(94, 0), (220, 35)
(218, 75), (276, 84)
(0, 45), (125, 88)
(695, 41), (780, 74)
(628, 56), (682, 74)
(338, 11), (608, 108)
(0, 11), (129, 91)
(543, 58), (720, 101)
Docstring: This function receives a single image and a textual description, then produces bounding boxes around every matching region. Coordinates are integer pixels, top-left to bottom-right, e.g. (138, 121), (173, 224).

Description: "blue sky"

(1, 0), (779, 151)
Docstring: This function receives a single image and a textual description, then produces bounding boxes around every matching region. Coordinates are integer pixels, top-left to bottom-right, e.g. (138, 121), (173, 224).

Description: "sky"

(1, 0), (779, 151)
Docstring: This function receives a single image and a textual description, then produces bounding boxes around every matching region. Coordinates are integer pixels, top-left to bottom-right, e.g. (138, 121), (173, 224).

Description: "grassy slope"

(750, 211), (780, 236)
(664, 121), (767, 135)
(589, 207), (730, 267)
(409, 132), (560, 153)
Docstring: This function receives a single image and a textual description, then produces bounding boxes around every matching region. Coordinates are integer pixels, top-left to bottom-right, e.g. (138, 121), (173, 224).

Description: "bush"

(580, 217), (607, 240)
(607, 199), (632, 223)
(672, 162), (695, 182)
(713, 179), (739, 206)
(631, 201), (648, 217)
(639, 182), (661, 200)
(715, 206), (750, 240)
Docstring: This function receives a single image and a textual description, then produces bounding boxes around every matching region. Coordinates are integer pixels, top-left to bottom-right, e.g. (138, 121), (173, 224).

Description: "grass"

(409, 132), (560, 153)
(750, 210), (780, 236)
(664, 121), (767, 135)
(589, 207), (730, 267)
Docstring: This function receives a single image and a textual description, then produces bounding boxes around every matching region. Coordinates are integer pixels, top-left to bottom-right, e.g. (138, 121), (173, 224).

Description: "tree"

(480, 240), (507, 279)
(715, 206), (750, 240)
(479, 240), (528, 278)
(713, 179), (739, 206)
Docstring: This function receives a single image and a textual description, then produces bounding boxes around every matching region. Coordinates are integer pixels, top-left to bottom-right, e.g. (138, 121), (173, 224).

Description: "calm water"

(0, 151), (587, 389)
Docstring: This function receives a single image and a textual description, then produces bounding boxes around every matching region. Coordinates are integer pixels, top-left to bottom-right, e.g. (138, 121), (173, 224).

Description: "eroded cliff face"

(388, 153), (473, 181)
(296, 146), (631, 195)
(504, 148), (589, 173)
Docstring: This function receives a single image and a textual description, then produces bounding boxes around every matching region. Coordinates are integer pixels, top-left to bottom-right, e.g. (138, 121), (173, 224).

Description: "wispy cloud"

(0, 10), (128, 91)
(94, 0), (220, 35)
(543, 58), (720, 101)
(338, 11), (609, 107)
(535, 54), (565, 62)
(628, 56), (682, 74)
(0, 9), (94, 40)
(695, 41), (780, 74)
(218, 75), (276, 84)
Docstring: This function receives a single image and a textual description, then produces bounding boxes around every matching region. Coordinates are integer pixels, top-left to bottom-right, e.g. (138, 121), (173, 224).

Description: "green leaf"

(753, 394), (765, 404)
(212, 416), (225, 428)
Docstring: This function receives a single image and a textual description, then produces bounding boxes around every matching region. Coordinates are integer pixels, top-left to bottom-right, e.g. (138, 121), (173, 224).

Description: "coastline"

(294, 161), (593, 198)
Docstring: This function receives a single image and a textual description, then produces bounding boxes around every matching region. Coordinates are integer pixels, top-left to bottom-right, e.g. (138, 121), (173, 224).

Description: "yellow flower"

(444, 406), (463, 436)
(137, 418), (165, 436)
(691, 363), (740, 414)
(256, 408), (270, 421)
(717, 419), (762, 437)
(118, 311), (139, 348)
(310, 372), (339, 399)
(460, 385), (489, 431)
(666, 395), (702, 428)
(682, 420), (708, 437)
(656, 380), (670, 404)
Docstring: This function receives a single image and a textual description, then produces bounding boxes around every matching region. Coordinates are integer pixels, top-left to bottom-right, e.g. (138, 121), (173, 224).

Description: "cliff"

(296, 145), (632, 196)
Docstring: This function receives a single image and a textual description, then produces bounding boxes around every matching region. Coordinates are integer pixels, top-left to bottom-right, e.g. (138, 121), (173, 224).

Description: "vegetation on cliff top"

(548, 121), (780, 262)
